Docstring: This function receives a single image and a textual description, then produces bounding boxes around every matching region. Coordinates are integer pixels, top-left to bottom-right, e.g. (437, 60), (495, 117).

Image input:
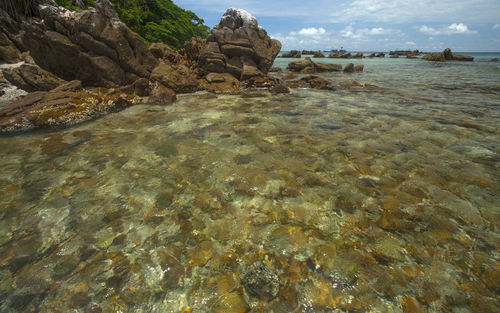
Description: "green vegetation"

(54, 0), (210, 49)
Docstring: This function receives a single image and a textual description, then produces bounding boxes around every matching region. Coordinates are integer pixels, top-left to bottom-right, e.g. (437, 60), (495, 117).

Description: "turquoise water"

(0, 55), (499, 312)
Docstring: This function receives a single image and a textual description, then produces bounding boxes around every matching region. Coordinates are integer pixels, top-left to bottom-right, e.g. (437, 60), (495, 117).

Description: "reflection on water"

(0, 58), (499, 312)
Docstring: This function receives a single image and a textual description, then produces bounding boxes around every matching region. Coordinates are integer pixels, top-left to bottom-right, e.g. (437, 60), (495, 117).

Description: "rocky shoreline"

(0, 0), (475, 134)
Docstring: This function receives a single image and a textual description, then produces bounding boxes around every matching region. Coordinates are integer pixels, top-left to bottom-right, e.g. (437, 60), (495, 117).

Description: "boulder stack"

(197, 8), (281, 80)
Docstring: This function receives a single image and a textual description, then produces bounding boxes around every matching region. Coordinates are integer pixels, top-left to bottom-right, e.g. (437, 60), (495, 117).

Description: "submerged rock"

(241, 261), (281, 300)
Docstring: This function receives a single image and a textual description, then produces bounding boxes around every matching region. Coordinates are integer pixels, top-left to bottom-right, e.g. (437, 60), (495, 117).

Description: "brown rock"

(313, 51), (325, 58)
(2, 63), (66, 92)
(287, 75), (335, 90)
(328, 52), (351, 58)
(315, 63), (342, 72)
(287, 57), (314, 72)
(147, 82), (176, 105)
(423, 48), (473, 62)
(201, 72), (240, 94)
(353, 52), (364, 58)
(354, 64), (364, 72)
(280, 50), (301, 58)
(181, 36), (205, 63)
(198, 8), (281, 79)
(150, 62), (199, 93)
(402, 296), (425, 313)
(149, 42), (183, 65)
(20, 0), (158, 87)
(0, 82), (134, 133)
(343, 63), (354, 73)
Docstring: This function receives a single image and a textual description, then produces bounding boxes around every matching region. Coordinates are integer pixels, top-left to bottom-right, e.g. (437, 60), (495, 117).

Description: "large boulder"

(20, 0), (158, 87)
(198, 8), (281, 80)
(423, 48), (473, 62)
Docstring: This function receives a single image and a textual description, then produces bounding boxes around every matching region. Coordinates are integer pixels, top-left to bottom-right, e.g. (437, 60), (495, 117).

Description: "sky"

(175, 0), (500, 52)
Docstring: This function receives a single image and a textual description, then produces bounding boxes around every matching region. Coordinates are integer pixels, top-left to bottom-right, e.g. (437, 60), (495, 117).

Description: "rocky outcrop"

(2, 63), (66, 92)
(368, 52), (385, 58)
(200, 72), (240, 94)
(21, 0), (158, 87)
(328, 51), (351, 58)
(0, 80), (136, 133)
(286, 75), (336, 90)
(313, 51), (325, 58)
(287, 57), (342, 73)
(390, 50), (421, 57)
(280, 50), (301, 58)
(423, 48), (473, 62)
(197, 8), (281, 80)
(0, 11), (23, 63)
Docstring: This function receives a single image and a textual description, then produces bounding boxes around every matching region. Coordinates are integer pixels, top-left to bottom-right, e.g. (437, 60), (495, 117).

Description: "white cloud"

(405, 41), (416, 45)
(341, 26), (395, 39)
(493, 24), (500, 29)
(298, 27), (326, 36)
(417, 23), (477, 35)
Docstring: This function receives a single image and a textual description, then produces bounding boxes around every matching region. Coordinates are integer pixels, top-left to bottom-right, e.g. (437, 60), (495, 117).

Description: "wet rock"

(402, 296), (425, 313)
(328, 51), (351, 58)
(53, 255), (80, 280)
(269, 67), (282, 72)
(0, 81), (135, 133)
(189, 241), (213, 266)
(241, 261), (281, 299)
(201, 72), (241, 94)
(313, 51), (325, 58)
(286, 75), (335, 90)
(147, 82), (176, 104)
(2, 63), (66, 92)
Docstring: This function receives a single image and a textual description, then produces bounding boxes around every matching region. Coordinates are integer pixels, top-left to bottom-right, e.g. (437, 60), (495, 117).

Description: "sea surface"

(0, 53), (499, 312)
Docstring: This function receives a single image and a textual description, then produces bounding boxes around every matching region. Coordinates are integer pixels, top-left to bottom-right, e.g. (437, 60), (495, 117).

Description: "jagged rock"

(150, 62), (199, 93)
(20, 0), (158, 87)
(423, 48), (473, 62)
(147, 82), (176, 105)
(243, 75), (286, 90)
(280, 50), (301, 58)
(149, 43), (183, 64)
(390, 50), (421, 57)
(201, 72), (240, 94)
(269, 67), (282, 73)
(2, 63), (66, 92)
(0, 80), (135, 133)
(0, 9), (24, 63)
(180, 36), (205, 64)
(198, 8), (281, 80)
(241, 261), (281, 300)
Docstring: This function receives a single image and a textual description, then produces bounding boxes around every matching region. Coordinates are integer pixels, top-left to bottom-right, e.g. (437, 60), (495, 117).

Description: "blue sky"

(175, 0), (500, 52)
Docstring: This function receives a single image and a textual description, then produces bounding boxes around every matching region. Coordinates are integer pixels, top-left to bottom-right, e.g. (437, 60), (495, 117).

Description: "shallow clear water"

(0, 55), (499, 312)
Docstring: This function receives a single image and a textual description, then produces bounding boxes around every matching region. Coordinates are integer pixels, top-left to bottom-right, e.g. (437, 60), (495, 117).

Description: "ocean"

(0, 53), (499, 312)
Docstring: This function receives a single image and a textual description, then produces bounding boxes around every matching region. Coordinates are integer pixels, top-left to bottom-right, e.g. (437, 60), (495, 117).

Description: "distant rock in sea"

(423, 48), (474, 62)
(280, 50), (302, 58)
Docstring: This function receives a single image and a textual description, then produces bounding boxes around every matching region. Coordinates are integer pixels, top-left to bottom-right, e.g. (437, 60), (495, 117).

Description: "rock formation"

(423, 48), (473, 62)
(20, 0), (158, 88)
(280, 50), (301, 58)
(197, 8), (281, 81)
(287, 57), (342, 73)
